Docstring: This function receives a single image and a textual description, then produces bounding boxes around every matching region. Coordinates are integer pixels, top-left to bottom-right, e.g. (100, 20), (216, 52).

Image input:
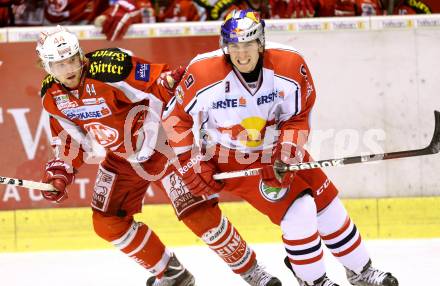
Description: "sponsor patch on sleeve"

(135, 63), (150, 82)
(184, 74), (194, 89)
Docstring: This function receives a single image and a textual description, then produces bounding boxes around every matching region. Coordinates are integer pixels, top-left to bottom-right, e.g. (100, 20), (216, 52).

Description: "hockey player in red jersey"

(164, 9), (399, 286)
(36, 25), (281, 286)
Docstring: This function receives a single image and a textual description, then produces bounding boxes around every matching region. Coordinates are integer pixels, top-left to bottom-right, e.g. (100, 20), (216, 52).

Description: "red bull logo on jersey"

(218, 116), (275, 148)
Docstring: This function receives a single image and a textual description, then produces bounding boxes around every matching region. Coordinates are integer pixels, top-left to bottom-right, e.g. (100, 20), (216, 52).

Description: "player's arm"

(40, 114), (85, 203)
(260, 55), (316, 188)
(107, 52), (170, 104)
(162, 66), (223, 196)
(277, 56), (316, 164)
(107, 53), (184, 161)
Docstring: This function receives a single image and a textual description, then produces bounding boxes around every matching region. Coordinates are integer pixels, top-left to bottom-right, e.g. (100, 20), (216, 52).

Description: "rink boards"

(1, 15), (440, 253)
(0, 197), (439, 253)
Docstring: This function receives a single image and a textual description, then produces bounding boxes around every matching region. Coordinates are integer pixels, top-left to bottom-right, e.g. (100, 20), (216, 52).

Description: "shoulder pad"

(86, 48), (133, 82)
(40, 75), (56, 98)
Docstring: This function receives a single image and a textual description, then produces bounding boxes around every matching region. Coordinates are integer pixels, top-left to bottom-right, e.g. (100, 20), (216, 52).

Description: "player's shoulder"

(265, 41), (304, 62)
(186, 49), (230, 85)
(188, 49), (224, 68)
(40, 74), (57, 98)
(85, 48), (134, 83)
(265, 42), (308, 79)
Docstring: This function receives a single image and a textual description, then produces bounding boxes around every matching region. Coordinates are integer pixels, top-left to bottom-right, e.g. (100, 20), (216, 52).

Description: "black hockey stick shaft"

(285, 110), (440, 171)
(213, 110), (440, 179)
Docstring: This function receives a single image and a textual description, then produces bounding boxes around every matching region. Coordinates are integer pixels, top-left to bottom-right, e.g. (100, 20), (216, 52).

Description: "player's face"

(228, 40), (263, 73)
(49, 53), (83, 88)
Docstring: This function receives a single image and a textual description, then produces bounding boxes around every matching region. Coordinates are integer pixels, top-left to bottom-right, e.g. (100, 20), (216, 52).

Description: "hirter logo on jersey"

(135, 63), (150, 82)
(84, 122), (119, 147)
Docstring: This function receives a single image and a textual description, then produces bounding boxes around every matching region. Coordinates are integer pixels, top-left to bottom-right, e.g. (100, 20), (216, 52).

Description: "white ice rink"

(1, 239), (439, 286)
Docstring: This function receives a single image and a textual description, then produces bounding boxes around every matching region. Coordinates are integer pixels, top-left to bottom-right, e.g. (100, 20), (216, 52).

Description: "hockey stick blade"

(213, 110), (440, 180)
(428, 110), (440, 154)
(0, 176), (57, 191)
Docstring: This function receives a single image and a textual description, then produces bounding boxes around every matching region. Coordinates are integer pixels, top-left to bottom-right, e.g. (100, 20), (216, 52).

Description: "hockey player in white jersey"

(164, 9), (399, 286)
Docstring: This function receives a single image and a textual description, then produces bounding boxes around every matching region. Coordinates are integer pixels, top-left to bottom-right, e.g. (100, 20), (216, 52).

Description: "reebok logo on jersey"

(178, 154), (203, 175)
(135, 63), (150, 82)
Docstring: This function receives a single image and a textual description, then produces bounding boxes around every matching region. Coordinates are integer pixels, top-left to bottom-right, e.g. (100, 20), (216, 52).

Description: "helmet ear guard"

(36, 25), (84, 75)
(219, 9), (265, 53)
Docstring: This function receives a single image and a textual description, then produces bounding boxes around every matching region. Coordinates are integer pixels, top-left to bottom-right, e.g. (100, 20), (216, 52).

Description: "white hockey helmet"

(220, 9), (265, 52)
(36, 25), (83, 75)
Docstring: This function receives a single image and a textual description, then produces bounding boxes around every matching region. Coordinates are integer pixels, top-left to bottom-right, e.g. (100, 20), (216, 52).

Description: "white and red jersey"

(164, 42), (316, 157)
(164, 42), (341, 225)
(41, 48), (170, 170)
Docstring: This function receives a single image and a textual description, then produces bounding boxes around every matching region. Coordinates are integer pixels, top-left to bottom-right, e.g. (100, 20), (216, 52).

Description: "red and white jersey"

(41, 48), (170, 169)
(164, 42), (316, 156)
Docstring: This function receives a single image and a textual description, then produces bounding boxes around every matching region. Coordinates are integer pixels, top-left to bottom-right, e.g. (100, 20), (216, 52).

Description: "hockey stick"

(0, 176), (57, 192)
(213, 110), (440, 180)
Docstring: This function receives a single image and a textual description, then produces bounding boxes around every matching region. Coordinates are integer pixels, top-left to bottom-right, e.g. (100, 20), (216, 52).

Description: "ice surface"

(0, 239), (439, 286)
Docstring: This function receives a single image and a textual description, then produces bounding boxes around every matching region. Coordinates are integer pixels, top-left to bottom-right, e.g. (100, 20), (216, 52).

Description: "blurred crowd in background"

(1, 0), (439, 40)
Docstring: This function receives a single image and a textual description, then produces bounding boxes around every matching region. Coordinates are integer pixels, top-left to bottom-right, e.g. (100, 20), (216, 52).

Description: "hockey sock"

(318, 198), (370, 273)
(182, 203), (256, 274)
(202, 216), (256, 274)
(281, 194), (326, 283)
(93, 212), (170, 277)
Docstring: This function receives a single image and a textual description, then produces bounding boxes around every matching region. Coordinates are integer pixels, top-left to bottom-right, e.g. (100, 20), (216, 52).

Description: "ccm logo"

(178, 154), (204, 175)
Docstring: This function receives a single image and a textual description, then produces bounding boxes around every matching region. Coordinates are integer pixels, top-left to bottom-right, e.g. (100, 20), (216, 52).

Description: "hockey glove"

(42, 159), (74, 203)
(159, 66), (186, 98)
(259, 142), (299, 189)
(176, 150), (223, 197)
